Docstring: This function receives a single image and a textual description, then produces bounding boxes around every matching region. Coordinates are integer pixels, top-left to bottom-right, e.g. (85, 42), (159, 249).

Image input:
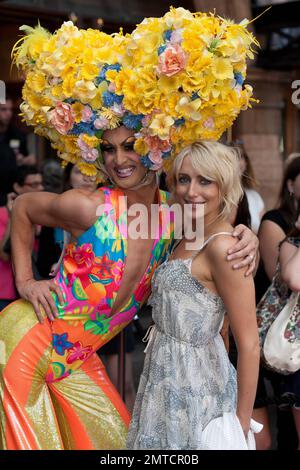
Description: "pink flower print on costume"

(64, 243), (95, 282)
(66, 341), (93, 364)
(47, 187), (174, 382)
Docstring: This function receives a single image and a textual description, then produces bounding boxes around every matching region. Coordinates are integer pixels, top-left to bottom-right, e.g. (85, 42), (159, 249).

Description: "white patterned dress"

(127, 233), (238, 450)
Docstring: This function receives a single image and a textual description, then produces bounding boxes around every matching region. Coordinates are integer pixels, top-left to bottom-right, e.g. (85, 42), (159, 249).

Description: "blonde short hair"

(168, 140), (243, 220)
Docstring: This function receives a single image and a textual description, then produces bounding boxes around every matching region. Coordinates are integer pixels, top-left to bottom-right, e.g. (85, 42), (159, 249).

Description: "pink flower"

(148, 150), (163, 170)
(144, 135), (172, 153)
(49, 102), (74, 134)
(108, 82), (116, 93)
(157, 44), (187, 77)
(82, 105), (93, 123)
(78, 135), (99, 162)
(203, 117), (214, 129)
(142, 115), (151, 127)
(170, 28), (183, 44)
(94, 116), (110, 130)
(111, 103), (125, 117)
(81, 147), (99, 163)
(66, 341), (93, 364)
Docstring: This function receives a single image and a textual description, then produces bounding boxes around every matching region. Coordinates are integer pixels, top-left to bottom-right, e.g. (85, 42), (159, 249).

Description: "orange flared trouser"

(0, 300), (130, 450)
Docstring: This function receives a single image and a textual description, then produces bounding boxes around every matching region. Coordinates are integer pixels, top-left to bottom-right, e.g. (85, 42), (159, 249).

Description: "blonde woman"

(127, 141), (260, 450)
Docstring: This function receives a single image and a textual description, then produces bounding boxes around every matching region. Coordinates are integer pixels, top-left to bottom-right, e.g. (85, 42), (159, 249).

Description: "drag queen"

(0, 8), (258, 449)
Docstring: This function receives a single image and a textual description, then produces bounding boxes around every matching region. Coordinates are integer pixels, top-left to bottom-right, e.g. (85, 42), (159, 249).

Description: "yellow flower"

(62, 74), (76, 98)
(134, 138), (149, 156)
(80, 63), (99, 81)
(81, 135), (99, 148)
(77, 162), (98, 176)
(120, 68), (157, 115)
(27, 71), (47, 93)
(164, 6), (193, 29)
(157, 75), (181, 95)
(175, 96), (202, 121)
(73, 80), (97, 101)
(64, 136), (80, 155)
(101, 108), (121, 128)
(25, 90), (51, 110)
(182, 23), (207, 52)
(211, 58), (233, 80)
(105, 70), (118, 83)
(12, 24), (50, 68)
(149, 114), (174, 140)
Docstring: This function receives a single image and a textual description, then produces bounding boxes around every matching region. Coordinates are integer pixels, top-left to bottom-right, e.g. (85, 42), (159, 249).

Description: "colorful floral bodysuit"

(0, 186), (174, 450)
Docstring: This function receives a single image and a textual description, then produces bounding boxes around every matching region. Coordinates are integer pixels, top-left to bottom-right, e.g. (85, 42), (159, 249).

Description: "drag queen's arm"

(208, 236), (260, 436)
(11, 189), (103, 322)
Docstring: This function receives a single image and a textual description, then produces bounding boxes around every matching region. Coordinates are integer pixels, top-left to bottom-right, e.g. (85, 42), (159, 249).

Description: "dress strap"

(191, 231), (233, 259)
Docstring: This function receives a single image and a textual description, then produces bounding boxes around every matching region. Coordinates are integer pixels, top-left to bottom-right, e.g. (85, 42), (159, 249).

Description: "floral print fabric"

(46, 186), (173, 382)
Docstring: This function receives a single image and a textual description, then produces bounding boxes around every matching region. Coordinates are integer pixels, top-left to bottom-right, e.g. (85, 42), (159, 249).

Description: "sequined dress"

(127, 233), (237, 450)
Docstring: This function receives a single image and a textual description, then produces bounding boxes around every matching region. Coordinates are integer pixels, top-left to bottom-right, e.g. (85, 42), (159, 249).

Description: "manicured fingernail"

(227, 255), (233, 260)
(233, 264), (238, 269)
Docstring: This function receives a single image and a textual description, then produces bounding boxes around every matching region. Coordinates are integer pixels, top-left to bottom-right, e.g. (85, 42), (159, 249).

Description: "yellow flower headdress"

(13, 8), (259, 180)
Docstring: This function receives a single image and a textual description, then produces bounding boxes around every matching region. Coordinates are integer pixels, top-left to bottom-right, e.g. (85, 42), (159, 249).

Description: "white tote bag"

(201, 412), (263, 450)
(263, 291), (300, 374)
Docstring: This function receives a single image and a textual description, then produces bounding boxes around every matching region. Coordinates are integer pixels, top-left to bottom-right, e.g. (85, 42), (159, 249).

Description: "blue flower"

(163, 30), (172, 41)
(70, 122), (94, 135)
(102, 91), (123, 107)
(53, 333), (74, 356)
(174, 117), (185, 127)
(234, 72), (244, 86)
(96, 63), (122, 84)
(123, 112), (144, 130)
(141, 155), (153, 168)
(162, 150), (171, 159)
(158, 44), (167, 55)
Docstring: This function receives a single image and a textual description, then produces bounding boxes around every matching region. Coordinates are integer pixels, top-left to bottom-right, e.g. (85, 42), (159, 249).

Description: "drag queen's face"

(102, 127), (149, 190)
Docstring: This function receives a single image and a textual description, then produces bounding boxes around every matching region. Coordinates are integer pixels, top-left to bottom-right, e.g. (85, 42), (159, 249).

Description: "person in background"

(0, 97), (36, 166)
(0, 97), (36, 205)
(264, 211), (300, 449)
(0, 165), (44, 309)
(35, 160), (64, 280)
(231, 140), (265, 234)
(253, 156), (300, 449)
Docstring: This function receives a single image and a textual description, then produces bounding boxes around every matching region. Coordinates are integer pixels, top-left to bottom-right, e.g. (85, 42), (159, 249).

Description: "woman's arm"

(258, 219), (286, 281)
(279, 240), (300, 291)
(209, 237), (260, 434)
(11, 189), (102, 322)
